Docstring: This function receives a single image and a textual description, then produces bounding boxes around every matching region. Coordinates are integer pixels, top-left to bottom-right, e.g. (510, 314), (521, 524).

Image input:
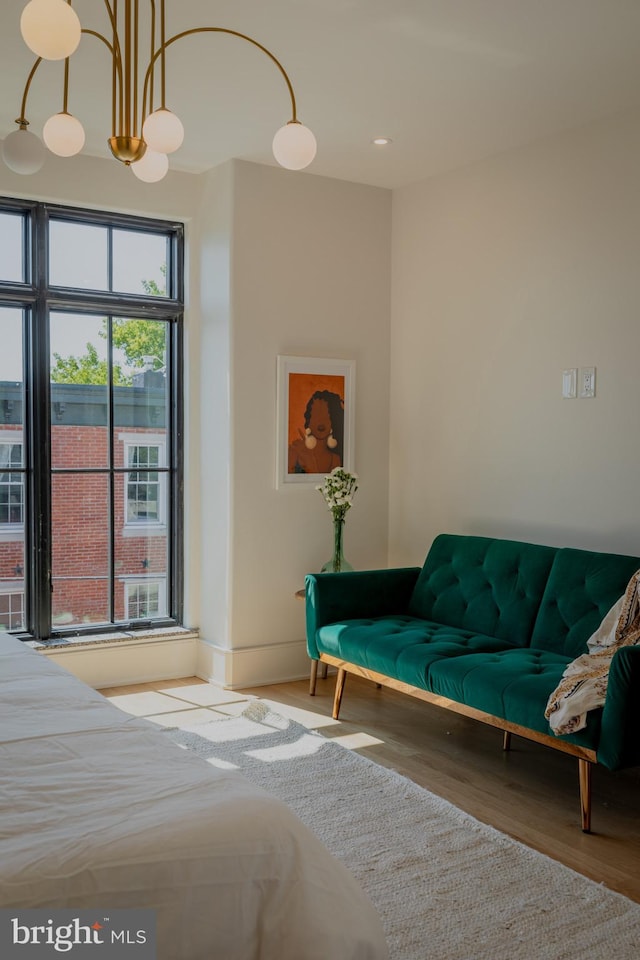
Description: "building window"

(0, 589), (24, 631)
(125, 580), (166, 620)
(124, 440), (167, 526)
(128, 445), (160, 522)
(0, 441), (23, 525)
(0, 199), (184, 641)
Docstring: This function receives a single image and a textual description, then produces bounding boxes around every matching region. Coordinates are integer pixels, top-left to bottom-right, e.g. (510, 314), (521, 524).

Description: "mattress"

(0, 634), (388, 959)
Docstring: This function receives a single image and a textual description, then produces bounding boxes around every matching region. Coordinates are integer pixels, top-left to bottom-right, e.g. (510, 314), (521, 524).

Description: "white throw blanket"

(545, 569), (640, 735)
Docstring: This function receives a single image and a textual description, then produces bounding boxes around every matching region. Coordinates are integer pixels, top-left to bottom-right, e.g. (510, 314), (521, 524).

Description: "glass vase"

(321, 517), (353, 573)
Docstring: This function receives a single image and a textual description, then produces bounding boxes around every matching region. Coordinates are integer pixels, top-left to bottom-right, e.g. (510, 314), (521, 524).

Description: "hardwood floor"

(101, 672), (640, 903)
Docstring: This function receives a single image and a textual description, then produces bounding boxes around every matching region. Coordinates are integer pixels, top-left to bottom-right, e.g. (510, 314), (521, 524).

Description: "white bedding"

(0, 635), (388, 959)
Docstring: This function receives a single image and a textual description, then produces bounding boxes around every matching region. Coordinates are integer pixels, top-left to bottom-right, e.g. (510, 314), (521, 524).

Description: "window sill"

(27, 625), (198, 652)
(121, 524), (167, 538)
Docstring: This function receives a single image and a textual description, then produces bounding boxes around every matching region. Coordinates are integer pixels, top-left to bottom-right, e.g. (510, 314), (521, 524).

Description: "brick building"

(0, 370), (167, 632)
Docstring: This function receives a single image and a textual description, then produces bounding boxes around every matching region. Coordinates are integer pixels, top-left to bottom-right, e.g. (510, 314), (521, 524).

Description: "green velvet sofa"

(305, 533), (640, 832)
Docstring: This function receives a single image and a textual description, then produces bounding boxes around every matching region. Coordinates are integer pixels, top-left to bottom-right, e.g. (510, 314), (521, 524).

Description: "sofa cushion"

(530, 547), (640, 660)
(426, 648), (601, 751)
(407, 534), (557, 647)
(316, 615), (517, 690)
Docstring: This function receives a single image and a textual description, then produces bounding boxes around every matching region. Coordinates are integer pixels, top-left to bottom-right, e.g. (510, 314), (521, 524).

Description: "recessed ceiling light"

(372, 137), (392, 146)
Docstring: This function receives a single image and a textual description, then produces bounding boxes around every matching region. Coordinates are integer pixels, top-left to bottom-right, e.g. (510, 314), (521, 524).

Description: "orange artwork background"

(287, 372), (345, 451)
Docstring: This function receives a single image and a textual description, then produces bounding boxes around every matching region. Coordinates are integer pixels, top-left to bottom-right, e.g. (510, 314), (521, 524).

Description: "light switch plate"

(562, 368), (577, 399)
(580, 366), (596, 398)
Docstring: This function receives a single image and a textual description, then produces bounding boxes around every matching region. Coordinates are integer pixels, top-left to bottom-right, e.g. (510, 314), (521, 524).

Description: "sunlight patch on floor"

(328, 732), (384, 750)
(145, 707), (233, 727)
(205, 757), (240, 771)
(170, 717), (275, 743)
(105, 691), (187, 716)
(245, 732), (326, 763)
(160, 683), (249, 708)
(255, 697), (341, 730)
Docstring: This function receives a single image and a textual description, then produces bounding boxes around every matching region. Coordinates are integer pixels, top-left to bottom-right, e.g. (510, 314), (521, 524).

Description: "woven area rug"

(165, 701), (640, 960)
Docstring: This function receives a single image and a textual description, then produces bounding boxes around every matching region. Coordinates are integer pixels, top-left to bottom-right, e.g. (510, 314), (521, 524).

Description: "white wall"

(197, 160), (392, 687)
(0, 149), (202, 221)
(390, 108), (640, 565)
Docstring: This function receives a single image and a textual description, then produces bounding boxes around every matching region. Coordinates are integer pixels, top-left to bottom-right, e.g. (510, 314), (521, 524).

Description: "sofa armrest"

(597, 647), (640, 771)
(305, 567), (421, 660)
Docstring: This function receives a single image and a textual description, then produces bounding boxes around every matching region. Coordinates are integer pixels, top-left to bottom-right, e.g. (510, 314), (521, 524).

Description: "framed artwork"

(276, 355), (355, 487)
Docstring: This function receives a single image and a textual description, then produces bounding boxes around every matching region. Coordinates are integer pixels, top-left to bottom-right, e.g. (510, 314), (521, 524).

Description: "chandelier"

(2, 0), (317, 182)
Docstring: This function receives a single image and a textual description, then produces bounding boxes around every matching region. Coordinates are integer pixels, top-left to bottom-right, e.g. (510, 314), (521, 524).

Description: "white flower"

(317, 467), (359, 519)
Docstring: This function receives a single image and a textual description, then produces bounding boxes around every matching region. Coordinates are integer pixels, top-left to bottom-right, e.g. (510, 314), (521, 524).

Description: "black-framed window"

(0, 198), (184, 641)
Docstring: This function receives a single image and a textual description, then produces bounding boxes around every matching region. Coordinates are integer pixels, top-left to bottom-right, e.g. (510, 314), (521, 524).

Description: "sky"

(0, 213), (167, 381)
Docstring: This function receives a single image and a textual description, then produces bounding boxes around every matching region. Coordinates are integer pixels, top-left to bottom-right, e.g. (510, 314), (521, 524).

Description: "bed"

(0, 633), (388, 959)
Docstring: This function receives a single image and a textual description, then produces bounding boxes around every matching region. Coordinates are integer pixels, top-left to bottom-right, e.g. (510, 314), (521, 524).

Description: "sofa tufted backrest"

(407, 534), (557, 646)
(530, 547), (640, 659)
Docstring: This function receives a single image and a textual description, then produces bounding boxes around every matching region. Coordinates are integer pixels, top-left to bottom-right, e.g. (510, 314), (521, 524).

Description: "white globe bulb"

(131, 149), (169, 183)
(2, 127), (46, 175)
(21, 0), (82, 61)
(43, 112), (85, 157)
(272, 122), (317, 170)
(142, 109), (184, 155)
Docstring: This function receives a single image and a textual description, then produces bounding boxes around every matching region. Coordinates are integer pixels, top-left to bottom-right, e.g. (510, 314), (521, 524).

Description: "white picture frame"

(276, 355), (355, 487)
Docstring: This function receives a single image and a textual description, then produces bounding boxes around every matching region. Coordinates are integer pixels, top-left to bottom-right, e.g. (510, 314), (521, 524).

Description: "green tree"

(111, 317), (165, 371)
(50, 270), (167, 385)
(51, 342), (131, 386)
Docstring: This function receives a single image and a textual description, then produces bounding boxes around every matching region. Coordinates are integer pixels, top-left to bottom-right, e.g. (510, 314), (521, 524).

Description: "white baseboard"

(197, 637), (311, 689)
(39, 629), (200, 689)
(38, 630), (313, 692)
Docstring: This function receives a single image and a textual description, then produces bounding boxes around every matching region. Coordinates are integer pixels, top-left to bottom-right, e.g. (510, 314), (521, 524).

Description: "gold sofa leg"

(309, 660), (319, 696)
(503, 731), (512, 752)
(309, 660), (329, 696)
(333, 668), (347, 719)
(579, 758), (592, 833)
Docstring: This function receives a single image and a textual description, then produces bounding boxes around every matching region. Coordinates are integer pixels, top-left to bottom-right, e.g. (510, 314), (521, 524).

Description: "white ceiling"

(2, 0), (640, 189)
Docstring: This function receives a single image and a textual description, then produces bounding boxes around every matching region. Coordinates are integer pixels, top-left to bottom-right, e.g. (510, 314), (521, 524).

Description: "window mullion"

(169, 315), (184, 622)
(29, 205), (52, 639)
(107, 315), (115, 625)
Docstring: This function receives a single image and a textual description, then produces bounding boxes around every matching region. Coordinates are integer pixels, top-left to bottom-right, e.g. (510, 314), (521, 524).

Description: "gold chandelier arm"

(62, 57), (70, 114)
(149, 0), (156, 116)
(100, 1), (122, 69)
(160, 0), (166, 108)
(15, 57), (43, 126)
(81, 28), (121, 136)
(133, 1), (140, 136)
(141, 26), (299, 127)
(99, 0), (123, 135)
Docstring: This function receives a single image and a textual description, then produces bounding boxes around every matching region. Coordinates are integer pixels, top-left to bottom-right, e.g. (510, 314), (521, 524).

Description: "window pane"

(0, 212), (24, 282)
(112, 318), (168, 450)
(113, 229), (168, 297)
(0, 521), (25, 630)
(50, 312), (109, 468)
(117, 556), (168, 620)
(49, 220), (108, 290)
(51, 474), (109, 626)
(0, 306), (24, 384)
(0, 310), (25, 557)
(115, 463), (167, 619)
